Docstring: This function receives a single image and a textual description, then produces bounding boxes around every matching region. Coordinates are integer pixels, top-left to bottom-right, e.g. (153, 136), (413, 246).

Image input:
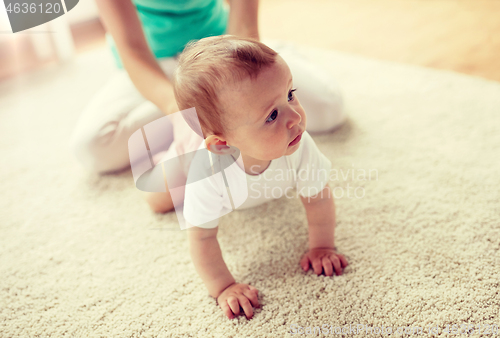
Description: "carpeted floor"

(1, 44), (499, 338)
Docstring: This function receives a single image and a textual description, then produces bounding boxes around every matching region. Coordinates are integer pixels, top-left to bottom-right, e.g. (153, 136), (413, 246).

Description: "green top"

(108, 0), (229, 68)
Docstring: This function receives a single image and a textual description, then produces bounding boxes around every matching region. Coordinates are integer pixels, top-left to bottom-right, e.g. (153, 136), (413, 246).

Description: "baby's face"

(218, 56), (307, 165)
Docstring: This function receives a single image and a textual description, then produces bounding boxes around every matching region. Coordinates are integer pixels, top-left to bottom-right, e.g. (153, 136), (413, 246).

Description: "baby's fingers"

(338, 254), (349, 268)
(220, 300), (235, 319)
(331, 255), (343, 276)
(227, 296), (241, 317)
(300, 255), (311, 272)
(244, 287), (260, 308)
(312, 258), (323, 275)
(238, 296), (254, 319)
(248, 285), (259, 294)
(322, 256), (334, 276)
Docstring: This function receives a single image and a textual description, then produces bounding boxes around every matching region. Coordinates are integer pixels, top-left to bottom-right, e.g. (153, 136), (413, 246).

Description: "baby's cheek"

(255, 142), (276, 160)
(257, 133), (285, 159)
(271, 141), (289, 158)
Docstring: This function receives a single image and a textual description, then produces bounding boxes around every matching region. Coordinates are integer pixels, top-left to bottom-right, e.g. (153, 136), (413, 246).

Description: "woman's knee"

(70, 121), (127, 174)
(70, 99), (172, 174)
(278, 47), (347, 133)
(306, 83), (346, 133)
(301, 81), (347, 133)
(70, 133), (107, 173)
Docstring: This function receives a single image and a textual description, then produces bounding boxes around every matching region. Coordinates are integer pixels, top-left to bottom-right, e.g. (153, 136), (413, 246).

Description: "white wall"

(0, 1), (10, 31)
(66, 0), (100, 24)
(0, 0), (99, 63)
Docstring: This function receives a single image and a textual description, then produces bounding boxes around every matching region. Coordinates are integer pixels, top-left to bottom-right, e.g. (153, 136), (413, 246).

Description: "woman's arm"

(95, 0), (177, 115)
(226, 0), (260, 40)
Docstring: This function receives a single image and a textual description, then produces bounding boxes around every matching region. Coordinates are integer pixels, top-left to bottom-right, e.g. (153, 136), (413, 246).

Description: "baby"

(145, 35), (348, 319)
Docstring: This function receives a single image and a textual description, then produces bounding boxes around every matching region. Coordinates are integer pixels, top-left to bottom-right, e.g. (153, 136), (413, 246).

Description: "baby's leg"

(143, 141), (188, 213)
(143, 109), (204, 214)
(70, 57), (178, 174)
(143, 182), (184, 214)
(266, 40), (346, 133)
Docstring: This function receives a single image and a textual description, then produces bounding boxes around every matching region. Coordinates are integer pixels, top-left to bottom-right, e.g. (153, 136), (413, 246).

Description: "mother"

(70, 0), (345, 174)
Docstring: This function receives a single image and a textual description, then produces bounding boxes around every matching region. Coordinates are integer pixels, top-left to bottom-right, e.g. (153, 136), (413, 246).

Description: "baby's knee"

(143, 191), (175, 214)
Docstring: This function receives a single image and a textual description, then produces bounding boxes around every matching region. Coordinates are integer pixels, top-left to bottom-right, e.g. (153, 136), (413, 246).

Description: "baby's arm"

(187, 225), (259, 319)
(299, 183), (349, 276)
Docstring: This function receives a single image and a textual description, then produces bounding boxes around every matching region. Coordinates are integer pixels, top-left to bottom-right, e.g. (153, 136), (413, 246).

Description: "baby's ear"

(205, 135), (234, 155)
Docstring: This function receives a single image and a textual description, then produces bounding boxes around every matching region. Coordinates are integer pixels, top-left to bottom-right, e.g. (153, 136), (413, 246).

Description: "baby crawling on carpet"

(145, 35), (348, 319)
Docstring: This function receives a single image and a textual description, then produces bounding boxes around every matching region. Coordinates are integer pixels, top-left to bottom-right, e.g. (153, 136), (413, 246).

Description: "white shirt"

(183, 131), (332, 228)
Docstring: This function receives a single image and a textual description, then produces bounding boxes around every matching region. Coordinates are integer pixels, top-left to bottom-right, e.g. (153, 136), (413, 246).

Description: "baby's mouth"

(288, 133), (302, 147)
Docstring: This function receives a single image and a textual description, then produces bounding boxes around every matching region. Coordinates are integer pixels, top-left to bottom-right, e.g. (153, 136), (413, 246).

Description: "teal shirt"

(108, 0), (229, 68)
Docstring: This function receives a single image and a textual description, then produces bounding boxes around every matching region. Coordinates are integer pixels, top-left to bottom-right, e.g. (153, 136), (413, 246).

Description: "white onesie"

(183, 131), (332, 228)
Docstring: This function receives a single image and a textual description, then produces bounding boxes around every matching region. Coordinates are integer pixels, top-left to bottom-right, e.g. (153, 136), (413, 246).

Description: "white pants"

(70, 41), (346, 174)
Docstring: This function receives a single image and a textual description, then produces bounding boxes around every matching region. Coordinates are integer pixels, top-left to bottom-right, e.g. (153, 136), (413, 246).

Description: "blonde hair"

(173, 35), (278, 138)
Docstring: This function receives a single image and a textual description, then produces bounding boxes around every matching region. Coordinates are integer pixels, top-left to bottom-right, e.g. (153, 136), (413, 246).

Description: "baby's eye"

(266, 110), (278, 123)
(288, 88), (297, 102)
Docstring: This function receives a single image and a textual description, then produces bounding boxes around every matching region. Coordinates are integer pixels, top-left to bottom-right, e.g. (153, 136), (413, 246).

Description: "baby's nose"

(287, 109), (302, 129)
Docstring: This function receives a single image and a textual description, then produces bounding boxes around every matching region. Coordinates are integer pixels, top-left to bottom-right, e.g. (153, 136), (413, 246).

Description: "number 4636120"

(6, 2), (62, 14)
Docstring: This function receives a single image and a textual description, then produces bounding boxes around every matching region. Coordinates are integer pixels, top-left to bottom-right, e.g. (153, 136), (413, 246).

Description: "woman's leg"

(70, 57), (179, 174)
(266, 40), (347, 134)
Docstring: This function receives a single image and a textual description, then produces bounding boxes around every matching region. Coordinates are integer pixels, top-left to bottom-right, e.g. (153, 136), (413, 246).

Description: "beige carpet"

(1, 44), (499, 338)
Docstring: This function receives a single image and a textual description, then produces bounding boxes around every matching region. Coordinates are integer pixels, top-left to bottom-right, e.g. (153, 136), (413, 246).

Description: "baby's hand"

(217, 283), (259, 319)
(300, 247), (349, 276)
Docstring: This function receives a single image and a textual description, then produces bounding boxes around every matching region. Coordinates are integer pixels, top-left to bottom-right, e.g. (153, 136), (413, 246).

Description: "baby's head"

(174, 35), (306, 163)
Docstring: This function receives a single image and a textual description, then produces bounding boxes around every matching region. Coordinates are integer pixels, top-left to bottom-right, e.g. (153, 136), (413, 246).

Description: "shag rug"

(1, 42), (499, 338)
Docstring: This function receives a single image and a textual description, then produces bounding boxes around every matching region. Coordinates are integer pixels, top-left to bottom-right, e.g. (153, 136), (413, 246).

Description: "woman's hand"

(217, 283), (260, 319)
